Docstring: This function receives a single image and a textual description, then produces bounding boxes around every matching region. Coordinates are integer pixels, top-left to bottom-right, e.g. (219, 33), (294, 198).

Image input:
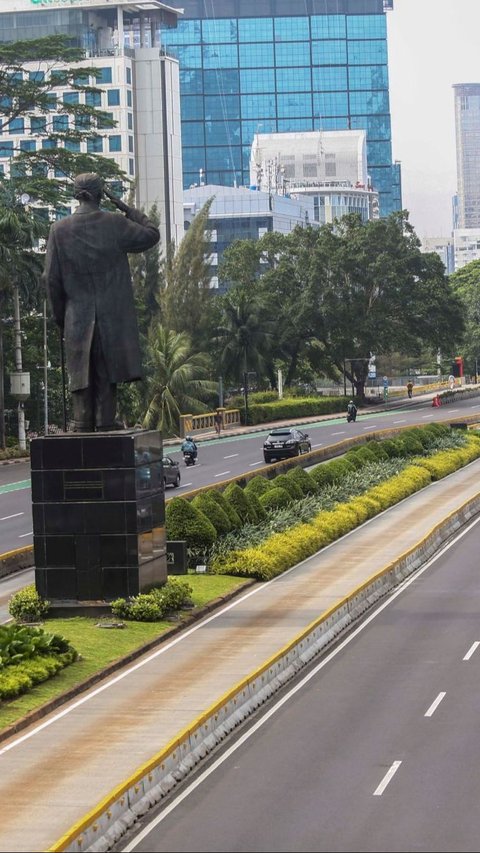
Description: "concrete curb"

(49, 489), (480, 853)
(0, 545), (35, 579)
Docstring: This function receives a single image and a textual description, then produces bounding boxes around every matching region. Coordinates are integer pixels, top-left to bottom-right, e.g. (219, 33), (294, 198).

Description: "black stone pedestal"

(31, 430), (167, 605)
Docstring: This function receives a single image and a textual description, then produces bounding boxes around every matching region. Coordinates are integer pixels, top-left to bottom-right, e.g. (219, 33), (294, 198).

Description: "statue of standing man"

(43, 173), (160, 432)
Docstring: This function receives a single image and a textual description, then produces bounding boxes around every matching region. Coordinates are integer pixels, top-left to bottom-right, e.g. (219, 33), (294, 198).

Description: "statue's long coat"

(43, 204), (160, 391)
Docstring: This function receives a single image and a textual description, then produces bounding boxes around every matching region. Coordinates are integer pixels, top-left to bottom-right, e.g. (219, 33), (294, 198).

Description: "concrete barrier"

(49, 489), (480, 853)
(0, 545), (34, 579)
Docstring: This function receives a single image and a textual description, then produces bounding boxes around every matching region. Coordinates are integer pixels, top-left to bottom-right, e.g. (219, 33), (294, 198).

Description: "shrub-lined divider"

(208, 434), (480, 580)
(165, 425), (480, 571)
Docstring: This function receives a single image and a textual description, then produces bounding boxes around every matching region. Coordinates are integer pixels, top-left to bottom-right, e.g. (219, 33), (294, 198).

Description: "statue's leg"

(72, 387), (95, 432)
(95, 380), (118, 431)
(90, 327), (119, 430)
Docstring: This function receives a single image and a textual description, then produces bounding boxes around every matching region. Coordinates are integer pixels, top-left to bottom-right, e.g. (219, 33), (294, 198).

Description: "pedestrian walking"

(214, 409), (223, 435)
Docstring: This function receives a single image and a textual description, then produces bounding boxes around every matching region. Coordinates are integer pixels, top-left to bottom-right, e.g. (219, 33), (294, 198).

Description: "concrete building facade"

(250, 129), (379, 223)
(0, 0), (185, 249)
(183, 183), (318, 293)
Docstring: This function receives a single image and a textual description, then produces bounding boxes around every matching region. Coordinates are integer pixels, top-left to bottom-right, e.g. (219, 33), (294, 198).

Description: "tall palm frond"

(142, 325), (218, 436)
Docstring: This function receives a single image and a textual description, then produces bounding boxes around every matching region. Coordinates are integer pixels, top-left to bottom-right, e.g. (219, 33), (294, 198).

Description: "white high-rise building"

(0, 0), (184, 250)
(250, 130), (379, 224)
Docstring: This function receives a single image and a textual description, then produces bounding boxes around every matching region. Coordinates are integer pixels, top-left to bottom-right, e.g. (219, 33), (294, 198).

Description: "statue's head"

(73, 172), (103, 205)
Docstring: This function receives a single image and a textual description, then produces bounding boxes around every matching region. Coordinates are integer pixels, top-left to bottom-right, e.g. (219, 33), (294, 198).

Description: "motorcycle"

(346, 411), (357, 423)
(183, 451), (197, 466)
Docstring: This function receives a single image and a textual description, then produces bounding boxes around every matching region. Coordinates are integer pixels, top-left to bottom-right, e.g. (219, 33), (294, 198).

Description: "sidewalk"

(1, 458), (480, 851)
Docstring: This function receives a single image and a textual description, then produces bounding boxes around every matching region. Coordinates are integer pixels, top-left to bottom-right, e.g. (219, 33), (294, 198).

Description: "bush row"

(245, 396), (356, 424)
(0, 650), (77, 700)
(209, 435), (480, 581)
(111, 577), (193, 622)
(165, 424), (457, 557)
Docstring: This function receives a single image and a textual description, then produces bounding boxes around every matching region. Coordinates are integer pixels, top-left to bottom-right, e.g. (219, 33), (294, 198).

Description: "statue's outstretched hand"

(103, 185), (129, 214)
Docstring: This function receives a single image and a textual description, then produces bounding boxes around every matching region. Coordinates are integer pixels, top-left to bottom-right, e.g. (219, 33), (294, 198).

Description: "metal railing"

(179, 408), (241, 438)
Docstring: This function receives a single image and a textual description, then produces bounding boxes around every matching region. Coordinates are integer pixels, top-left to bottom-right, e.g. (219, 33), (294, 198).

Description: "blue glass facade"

(162, 0), (401, 216)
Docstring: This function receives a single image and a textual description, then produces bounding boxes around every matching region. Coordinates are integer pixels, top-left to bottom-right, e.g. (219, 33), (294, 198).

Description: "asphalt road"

(1, 396), (479, 556)
(117, 512), (480, 853)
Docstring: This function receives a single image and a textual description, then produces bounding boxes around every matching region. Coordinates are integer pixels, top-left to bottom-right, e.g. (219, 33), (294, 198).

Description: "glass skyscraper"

(453, 83), (480, 229)
(162, 0), (401, 217)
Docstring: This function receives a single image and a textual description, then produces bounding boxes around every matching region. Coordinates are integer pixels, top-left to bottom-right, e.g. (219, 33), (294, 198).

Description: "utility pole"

(12, 286), (28, 450)
(43, 299), (48, 435)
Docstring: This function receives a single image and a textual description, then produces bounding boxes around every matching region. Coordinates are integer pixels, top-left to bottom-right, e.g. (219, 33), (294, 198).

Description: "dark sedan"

(162, 456), (181, 487)
(263, 428), (312, 463)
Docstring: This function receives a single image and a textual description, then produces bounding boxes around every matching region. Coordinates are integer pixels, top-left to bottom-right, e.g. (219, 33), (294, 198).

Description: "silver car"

(162, 456), (181, 487)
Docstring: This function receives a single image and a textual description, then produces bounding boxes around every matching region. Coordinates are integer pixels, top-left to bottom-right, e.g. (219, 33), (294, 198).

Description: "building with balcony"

(0, 0), (185, 250)
(162, 0), (401, 218)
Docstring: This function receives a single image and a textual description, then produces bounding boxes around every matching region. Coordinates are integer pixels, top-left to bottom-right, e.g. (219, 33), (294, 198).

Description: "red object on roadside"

(432, 394), (441, 408)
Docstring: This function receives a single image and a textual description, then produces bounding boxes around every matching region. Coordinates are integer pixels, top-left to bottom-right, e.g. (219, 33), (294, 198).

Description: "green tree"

(162, 199), (214, 350)
(214, 286), (273, 388)
(0, 34), (128, 442)
(449, 259), (480, 376)
(142, 325), (218, 437)
(0, 186), (46, 447)
(0, 35), (125, 206)
(305, 212), (464, 398)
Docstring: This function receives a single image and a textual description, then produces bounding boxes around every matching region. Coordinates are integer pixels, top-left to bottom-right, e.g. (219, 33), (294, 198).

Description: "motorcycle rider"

(347, 400), (357, 422)
(181, 434), (198, 461)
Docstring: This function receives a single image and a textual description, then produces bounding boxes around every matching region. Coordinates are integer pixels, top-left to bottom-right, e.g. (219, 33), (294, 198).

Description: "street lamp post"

(243, 371), (256, 425)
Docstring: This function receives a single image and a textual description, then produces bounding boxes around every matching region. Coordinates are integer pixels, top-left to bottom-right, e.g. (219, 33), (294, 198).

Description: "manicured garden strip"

(0, 574), (247, 731)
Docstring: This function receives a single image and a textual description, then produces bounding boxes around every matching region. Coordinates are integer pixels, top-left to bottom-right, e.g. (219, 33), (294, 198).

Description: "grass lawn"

(0, 573), (249, 732)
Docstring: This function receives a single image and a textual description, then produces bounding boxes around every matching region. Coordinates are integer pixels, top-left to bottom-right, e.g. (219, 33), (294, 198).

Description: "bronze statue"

(43, 173), (160, 432)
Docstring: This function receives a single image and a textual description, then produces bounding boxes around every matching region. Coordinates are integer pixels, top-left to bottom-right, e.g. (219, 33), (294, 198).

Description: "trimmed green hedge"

(166, 497), (217, 552)
(209, 435), (480, 581)
(192, 492), (232, 536)
(245, 396), (354, 425)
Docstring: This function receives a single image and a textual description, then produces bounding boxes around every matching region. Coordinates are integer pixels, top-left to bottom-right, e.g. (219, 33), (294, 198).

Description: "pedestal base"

(30, 430), (167, 604)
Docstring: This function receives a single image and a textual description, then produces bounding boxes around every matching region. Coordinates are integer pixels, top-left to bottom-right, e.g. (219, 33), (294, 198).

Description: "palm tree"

(216, 288), (272, 385)
(142, 325), (218, 436)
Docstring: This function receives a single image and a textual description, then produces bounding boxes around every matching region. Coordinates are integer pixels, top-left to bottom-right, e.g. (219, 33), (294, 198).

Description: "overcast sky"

(387, 0), (480, 240)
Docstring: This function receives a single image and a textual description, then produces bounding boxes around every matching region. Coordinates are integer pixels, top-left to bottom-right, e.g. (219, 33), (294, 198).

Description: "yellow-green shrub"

(412, 435), (480, 480)
(210, 438), (479, 583)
